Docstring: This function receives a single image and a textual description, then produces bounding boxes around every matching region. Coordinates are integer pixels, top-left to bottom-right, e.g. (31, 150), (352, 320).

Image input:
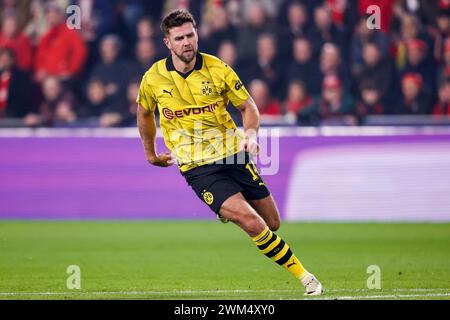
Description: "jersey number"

(246, 162), (260, 181)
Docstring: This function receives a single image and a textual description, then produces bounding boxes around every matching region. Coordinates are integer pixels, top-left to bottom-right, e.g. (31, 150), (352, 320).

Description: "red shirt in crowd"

(0, 70), (11, 117)
(433, 102), (450, 116)
(0, 32), (33, 72)
(286, 95), (313, 114)
(326, 0), (348, 27)
(35, 23), (88, 78)
(259, 99), (282, 115)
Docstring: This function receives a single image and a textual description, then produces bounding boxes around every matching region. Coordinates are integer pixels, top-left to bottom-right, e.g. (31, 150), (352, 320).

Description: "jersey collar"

(166, 52), (203, 79)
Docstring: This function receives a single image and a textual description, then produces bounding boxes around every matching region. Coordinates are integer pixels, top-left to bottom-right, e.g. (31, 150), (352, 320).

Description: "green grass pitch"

(0, 221), (449, 300)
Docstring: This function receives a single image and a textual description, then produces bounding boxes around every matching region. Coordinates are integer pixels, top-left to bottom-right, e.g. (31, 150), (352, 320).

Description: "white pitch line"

(318, 293), (450, 300)
(0, 288), (449, 297)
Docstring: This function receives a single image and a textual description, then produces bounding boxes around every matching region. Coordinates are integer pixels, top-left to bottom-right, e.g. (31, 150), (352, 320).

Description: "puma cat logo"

(163, 88), (173, 97)
(287, 259), (297, 268)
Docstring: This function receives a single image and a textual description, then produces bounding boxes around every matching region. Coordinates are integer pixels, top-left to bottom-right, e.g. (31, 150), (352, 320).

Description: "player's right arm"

(137, 105), (174, 167)
(136, 72), (174, 167)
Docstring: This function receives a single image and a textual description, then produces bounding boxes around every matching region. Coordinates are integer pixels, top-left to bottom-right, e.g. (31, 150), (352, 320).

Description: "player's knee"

(240, 214), (265, 236)
(268, 218), (280, 231)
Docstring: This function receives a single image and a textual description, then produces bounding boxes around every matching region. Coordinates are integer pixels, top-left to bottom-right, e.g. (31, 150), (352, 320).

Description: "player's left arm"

(235, 97), (260, 155)
(222, 62), (260, 155)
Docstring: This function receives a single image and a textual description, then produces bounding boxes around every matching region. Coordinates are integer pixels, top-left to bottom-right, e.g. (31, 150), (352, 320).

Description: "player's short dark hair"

(160, 9), (197, 35)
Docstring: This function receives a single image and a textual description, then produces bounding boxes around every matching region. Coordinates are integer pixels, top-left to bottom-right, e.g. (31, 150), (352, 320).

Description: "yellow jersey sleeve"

(136, 73), (157, 112)
(223, 64), (249, 107)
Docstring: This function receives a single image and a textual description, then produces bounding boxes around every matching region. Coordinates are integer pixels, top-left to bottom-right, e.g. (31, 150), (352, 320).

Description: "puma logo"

(163, 88), (173, 97)
(287, 259), (297, 268)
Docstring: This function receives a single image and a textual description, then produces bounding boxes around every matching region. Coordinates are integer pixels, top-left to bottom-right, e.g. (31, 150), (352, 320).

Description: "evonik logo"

(161, 102), (219, 120)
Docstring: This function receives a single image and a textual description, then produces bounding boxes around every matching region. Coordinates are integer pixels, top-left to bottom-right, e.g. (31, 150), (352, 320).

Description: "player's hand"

(147, 152), (175, 167)
(240, 136), (259, 156)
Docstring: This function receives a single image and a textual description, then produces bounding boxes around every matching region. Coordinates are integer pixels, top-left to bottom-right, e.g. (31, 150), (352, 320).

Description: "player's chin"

(182, 50), (195, 60)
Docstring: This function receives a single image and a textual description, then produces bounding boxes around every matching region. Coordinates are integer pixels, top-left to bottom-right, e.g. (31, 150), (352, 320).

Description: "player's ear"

(163, 37), (171, 50)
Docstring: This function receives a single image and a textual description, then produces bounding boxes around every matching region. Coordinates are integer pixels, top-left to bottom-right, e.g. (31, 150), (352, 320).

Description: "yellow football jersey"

(136, 52), (250, 172)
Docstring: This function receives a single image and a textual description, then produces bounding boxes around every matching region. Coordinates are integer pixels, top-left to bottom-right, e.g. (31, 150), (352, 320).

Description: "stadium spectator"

(129, 38), (158, 80)
(400, 38), (437, 93)
(319, 43), (351, 94)
(21, 0), (47, 45)
(71, 0), (117, 44)
(0, 1), (448, 127)
(223, 0), (243, 28)
(0, 0), (32, 33)
(34, 2), (88, 83)
(393, 0), (445, 27)
(430, 10), (450, 64)
(78, 78), (127, 127)
(327, 0), (359, 30)
(217, 40), (244, 123)
(244, 33), (285, 99)
(437, 37), (450, 85)
(0, 48), (34, 119)
(394, 13), (433, 70)
(236, 1), (272, 62)
(248, 79), (282, 116)
(286, 37), (321, 95)
(0, 13), (33, 72)
(298, 74), (356, 126)
(24, 76), (77, 127)
(126, 80), (140, 125)
(200, 5), (237, 55)
(350, 16), (390, 76)
(433, 79), (450, 117)
(355, 79), (386, 123)
(283, 79), (313, 119)
(396, 72), (432, 114)
(89, 35), (130, 106)
(119, 0), (146, 42)
(354, 41), (396, 104)
(241, 0), (281, 21)
(135, 17), (165, 59)
(307, 4), (346, 56)
(217, 40), (238, 68)
(277, 1), (310, 59)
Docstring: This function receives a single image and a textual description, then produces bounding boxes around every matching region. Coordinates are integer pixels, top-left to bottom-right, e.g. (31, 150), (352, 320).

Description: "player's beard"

(176, 47), (197, 64)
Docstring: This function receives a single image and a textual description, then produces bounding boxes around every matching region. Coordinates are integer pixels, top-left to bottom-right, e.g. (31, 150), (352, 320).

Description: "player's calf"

(248, 196), (281, 231)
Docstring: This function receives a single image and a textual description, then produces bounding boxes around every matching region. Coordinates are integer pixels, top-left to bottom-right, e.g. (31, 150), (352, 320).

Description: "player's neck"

(171, 54), (196, 74)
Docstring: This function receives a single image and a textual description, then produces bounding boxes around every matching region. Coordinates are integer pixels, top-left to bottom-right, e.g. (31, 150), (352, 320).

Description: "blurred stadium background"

(0, 0), (449, 300)
(0, 0), (449, 221)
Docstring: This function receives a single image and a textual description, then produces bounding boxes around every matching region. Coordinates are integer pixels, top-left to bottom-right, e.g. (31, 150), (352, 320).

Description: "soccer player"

(136, 9), (323, 296)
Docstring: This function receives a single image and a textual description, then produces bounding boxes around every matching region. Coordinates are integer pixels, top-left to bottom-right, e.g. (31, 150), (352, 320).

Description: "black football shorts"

(181, 151), (271, 214)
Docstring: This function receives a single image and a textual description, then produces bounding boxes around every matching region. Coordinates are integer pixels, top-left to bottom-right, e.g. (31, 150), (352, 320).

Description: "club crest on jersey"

(201, 81), (212, 96)
(202, 191), (214, 205)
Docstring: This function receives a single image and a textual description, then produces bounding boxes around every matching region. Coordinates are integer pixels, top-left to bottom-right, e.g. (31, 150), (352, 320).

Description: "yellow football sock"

(252, 226), (310, 281)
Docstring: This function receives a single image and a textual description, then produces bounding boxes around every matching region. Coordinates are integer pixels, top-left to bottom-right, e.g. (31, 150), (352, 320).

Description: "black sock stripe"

(256, 229), (271, 243)
(265, 240), (286, 258)
(275, 248), (293, 266)
(257, 232), (277, 250)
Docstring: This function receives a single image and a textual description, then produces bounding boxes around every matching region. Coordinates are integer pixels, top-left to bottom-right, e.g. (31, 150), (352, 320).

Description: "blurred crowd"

(1, 0), (450, 128)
